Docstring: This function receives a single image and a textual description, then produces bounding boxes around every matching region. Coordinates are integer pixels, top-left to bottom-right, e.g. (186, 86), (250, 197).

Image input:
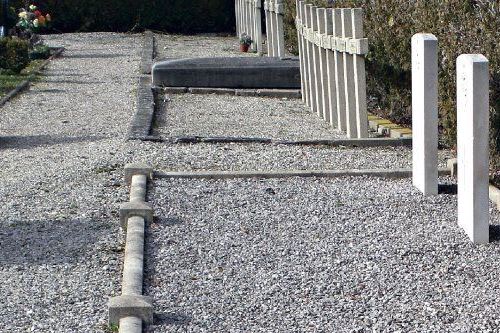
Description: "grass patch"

(0, 59), (45, 98)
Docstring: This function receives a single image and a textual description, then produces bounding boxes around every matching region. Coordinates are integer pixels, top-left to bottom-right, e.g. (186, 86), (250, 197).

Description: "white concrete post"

(269, 0), (277, 56)
(264, 0), (272, 56)
(333, 8), (346, 131)
(325, 9), (338, 128)
(254, 0), (263, 55)
(311, 6), (323, 117)
(341, 9), (357, 138)
(457, 54), (490, 244)
(296, 0), (307, 103)
(412, 33), (438, 196)
(305, 4), (316, 111)
(317, 8), (330, 123)
(351, 8), (368, 138)
(275, 0), (286, 58)
(251, 0), (258, 52)
(301, 1), (311, 106)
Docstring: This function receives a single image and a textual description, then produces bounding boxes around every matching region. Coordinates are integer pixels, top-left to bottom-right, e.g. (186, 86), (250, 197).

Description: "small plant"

(17, 4), (51, 34)
(239, 33), (253, 46)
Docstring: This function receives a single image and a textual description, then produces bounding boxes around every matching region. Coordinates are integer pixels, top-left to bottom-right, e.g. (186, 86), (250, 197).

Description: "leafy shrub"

(29, 44), (50, 59)
(0, 37), (30, 73)
(283, 0), (500, 168)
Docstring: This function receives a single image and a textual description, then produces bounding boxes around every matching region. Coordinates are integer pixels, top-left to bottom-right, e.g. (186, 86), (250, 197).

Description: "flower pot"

(240, 44), (250, 52)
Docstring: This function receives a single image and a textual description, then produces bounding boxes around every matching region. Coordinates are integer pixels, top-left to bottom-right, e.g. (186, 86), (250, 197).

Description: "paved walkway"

(0, 32), (494, 333)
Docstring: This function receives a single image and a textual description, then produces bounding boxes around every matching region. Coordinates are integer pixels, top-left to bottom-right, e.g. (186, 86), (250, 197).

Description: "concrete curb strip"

(164, 136), (412, 147)
(119, 202), (153, 231)
(128, 76), (155, 140)
(125, 163), (154, 184)
(156, 168), (451, 180)
(140, 31), (155, 75)
(109, 164), (155, 332)
(164, 86), (302, 98)
(109, 295), (154, 325)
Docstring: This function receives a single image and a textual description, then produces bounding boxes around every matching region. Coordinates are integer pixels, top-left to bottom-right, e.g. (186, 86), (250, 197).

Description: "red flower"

(34, 10), (42, 17)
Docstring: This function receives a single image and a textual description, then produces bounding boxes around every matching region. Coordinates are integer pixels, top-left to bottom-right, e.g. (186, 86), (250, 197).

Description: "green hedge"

(8, 0), (235, 33)
(0, 37), (29, 73)
(284, 0), (500, 167)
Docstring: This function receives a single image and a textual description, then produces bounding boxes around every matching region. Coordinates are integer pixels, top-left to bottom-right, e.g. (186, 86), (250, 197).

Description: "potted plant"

(239, 33), (252, 52)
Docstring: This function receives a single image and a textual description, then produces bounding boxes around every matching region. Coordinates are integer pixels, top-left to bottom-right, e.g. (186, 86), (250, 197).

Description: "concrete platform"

(152, 57), (301, 89)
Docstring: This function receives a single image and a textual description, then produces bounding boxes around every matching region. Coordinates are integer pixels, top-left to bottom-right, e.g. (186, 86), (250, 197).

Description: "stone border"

(163, 87), (302, 99)
(152, 135), (412, 147)
(109, 164), (155, 333)
(156, 167), (451, 180)
(368, 114), (413, 139)
(127, 77), (156, 140)
(0, 47), (65, 108)
(140, 31), (155, 75)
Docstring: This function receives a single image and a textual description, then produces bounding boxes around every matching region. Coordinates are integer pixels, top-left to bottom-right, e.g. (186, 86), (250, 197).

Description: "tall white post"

(412, 33), (438, 196)
(254, 0), (263, 54)
(275, 0), (285, 58)
(301, 1), (311, 106)
(457, 54), (490, 244)
(269, 0), (277, 56)
(351, 8), (368, 138)
(250, 0), (257, 52)
(305, 4), (316, 111)
(325, 9), (338, 128)
(317, 8), (329, 123)
(334, 8), (346, 132)
(341, 9), (357, 138)
(264, 0), (272, 56)
(311, 6), (323, 117)
(296, 0), (307, 103)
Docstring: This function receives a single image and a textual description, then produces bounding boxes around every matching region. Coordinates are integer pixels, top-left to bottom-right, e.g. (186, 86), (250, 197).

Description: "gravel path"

(145, 177), (500, 333)
(155, 93), (346, 140)
(0, 32), (143, 332)
(0, 31), (456, 333)
(154, 33), (260, 59)
(141, 143), (452, 172)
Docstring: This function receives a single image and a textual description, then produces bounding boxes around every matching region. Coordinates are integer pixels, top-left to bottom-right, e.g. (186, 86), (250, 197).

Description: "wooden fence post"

(275, 0), (285, 58)
(305, 4), (316, 111)
(351, 8), (368, 138)
(311, 6), (323, 117)
(341, 9), (357, 138)
(296, 0), (307, 103)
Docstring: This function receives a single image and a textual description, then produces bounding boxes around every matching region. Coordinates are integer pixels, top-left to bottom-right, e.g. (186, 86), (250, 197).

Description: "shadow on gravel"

(438, 183), (458, 195)
(153, 312), (192, 326)
(489, 225), (500, 243)
(0, 135), (105, 150)
(0, 219), (112, 265)
(64, 53), (127, 59)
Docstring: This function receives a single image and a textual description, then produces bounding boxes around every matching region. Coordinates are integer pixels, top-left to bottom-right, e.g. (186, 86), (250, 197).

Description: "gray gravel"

(0, 32), (143, 332)
(154, 33), (260, 60)
(145, 177), (500, 333)
(140, 143), (451, 172)
(155, 93), (347, 140)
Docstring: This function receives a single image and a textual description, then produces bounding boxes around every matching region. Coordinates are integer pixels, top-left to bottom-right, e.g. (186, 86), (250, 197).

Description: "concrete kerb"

(109, 164), (155, 330)
(127, 77), (156, 140)
(140, 31), (155, 75)
(156, 168), (451, 180)
(166, 87), (303, 99)
(163, 136), (412, 147)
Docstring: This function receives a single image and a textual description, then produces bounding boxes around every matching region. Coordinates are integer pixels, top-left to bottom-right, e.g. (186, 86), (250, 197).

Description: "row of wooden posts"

(234, 0), (285, 57)
(412, 33), (490, 244)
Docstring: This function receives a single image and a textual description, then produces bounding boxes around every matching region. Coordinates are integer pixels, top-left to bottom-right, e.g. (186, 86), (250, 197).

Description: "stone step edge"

(368, 114), (412, 138)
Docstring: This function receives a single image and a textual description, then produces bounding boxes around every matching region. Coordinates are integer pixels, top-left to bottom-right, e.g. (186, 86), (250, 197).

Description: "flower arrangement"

(17, 4), (51, 33)
(239, 33), (253, 46)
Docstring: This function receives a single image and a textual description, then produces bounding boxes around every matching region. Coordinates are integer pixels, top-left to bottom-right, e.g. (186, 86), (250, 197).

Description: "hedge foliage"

(0, 37), (30, 73)
(7, 0), (235, 33)
(283, 0), (500, 166)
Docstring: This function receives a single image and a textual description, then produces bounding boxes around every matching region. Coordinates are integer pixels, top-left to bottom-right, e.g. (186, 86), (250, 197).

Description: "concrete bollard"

(457, 54), (490, 244)
(411, 33), (438, 196)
